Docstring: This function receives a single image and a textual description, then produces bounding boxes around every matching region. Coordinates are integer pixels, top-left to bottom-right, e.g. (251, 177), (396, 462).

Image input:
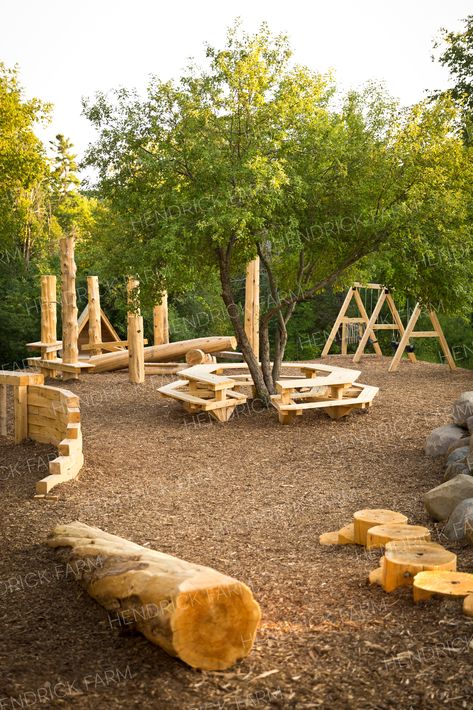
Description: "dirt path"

(1, 356), (473, 709)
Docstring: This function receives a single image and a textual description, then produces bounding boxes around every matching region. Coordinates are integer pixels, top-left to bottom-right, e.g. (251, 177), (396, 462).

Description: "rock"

(467, 415), (473, 434)
(447, 447), (470, 466)
(452, 392), (473, 427)
(425, 424), (467, 458)
(444, 462), (472, 481)
(447, 436), (471, 455)
(424, 475), (473, 521)
(443, 447), (472, 481)
(444, 499), (473, 541)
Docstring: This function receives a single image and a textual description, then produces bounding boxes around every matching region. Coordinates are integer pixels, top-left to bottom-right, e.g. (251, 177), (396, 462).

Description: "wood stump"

(370, 541), (456, 593)
(353, 509), (408, 546)
(366, 523), (430, 550)
(46, 522), (261, 670)
(413, 571), (473, 603)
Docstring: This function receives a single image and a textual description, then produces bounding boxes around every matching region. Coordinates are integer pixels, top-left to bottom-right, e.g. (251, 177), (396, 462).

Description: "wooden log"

(40, 275), (58, 376)
(353, 509), (408, 546)
(89, 336), (237, 373)
(413, 571), (473, 603)
(463, 594), (473, 618)
(185, 349), (214, 366)
(371, 541), (457, 593)
(128, 314), (145, 384)
(153, 292), (169, 345)
(366, 523), (431, 550)
(87, 276), (102, 356)
(60, 237), (79, 374)
(244, 258), (259, 359)
(0, 384), (6, 436)
(46, 522), (261, 670)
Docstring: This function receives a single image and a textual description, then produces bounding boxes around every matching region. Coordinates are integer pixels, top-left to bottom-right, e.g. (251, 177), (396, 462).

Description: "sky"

(1, 0), (470, 162)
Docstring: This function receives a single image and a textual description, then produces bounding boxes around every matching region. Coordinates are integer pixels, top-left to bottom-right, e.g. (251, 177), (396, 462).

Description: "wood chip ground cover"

(1, 356), (473, 709)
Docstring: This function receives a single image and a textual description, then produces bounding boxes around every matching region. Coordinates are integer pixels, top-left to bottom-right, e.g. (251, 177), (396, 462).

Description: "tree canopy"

(83, 23), (473, 399)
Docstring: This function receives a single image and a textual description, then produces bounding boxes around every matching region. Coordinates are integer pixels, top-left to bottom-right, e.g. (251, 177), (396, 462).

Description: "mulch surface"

(1, 356), (473, 709)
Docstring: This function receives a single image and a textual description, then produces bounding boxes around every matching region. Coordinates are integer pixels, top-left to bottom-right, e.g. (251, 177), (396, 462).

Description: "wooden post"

(0, 384), (6, 436)
(87, 276), (102, 356)
(244, 258), (260, 359)
(14, 385), (27, 444)
(40, 275), (58, 377)
(153, 291), (169, 345)
(127, 277), (145, 384)
(60, 237), (79, 377)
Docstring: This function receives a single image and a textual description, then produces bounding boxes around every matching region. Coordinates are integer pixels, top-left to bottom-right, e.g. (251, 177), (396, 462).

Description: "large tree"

(84, 24), (473, 402)
(433, 15), (472, 142)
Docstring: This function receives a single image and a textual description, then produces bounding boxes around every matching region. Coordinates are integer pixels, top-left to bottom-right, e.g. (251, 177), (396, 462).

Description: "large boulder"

(443, 447), (472, 481)
(443, 499), (473, 541)
(452, 392), (473, 427)
(425, 424), (467, 458)
(447, 436), (471, 455)
(424, 474), (473, 521)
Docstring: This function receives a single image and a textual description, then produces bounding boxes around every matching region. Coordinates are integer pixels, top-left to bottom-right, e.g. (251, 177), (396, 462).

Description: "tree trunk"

(217, 248), (271, 406)
(47, 522), (261, 671)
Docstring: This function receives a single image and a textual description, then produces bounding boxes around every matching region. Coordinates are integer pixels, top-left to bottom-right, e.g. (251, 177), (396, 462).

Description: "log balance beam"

(46, 521), (261, 670)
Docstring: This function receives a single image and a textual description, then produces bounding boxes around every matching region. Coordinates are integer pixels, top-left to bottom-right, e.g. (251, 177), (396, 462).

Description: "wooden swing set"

(321, 283), (456, 372)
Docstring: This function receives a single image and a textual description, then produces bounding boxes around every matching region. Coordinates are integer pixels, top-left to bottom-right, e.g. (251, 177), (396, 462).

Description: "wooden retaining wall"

(0, 371), (84, 496)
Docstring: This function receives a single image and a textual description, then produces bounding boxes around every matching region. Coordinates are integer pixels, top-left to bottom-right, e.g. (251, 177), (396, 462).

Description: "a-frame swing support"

(388, 304), (456, 372)
(322, 283), (454, 371)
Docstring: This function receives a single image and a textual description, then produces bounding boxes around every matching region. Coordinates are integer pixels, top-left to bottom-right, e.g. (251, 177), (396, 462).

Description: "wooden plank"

(26, 341), (62, 352)
(409, 331), (439, 338)
(36, 453), (84, 494)
(27, 358), (94, 373)
(81, 341), (131, 351)
(429, 310), (456, 370)
(0, 372), (44, 386)
(14, 385), (28, 443)
(272, 384), (379, 411)
(58, 434), (83, 456)
(0, 384), (6, 436)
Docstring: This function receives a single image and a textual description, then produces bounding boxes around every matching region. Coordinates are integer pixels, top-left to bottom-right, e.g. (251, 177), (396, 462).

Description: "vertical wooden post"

(40, 275), (58, 377)
(127, 278), (145, 384)
(60, 236), (79, 377)
(14, 385), (27, 444)
(153, 291), (169, 345)
(0, 384), (7, 436)
(87, 276), (102, 356)
(244, 258), (260, 359)
(341, 322), (348, 355)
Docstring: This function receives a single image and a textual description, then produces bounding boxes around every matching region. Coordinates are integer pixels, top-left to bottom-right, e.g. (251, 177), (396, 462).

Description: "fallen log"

(46, 521), (261, 670)
(89, 336), (237, 373)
